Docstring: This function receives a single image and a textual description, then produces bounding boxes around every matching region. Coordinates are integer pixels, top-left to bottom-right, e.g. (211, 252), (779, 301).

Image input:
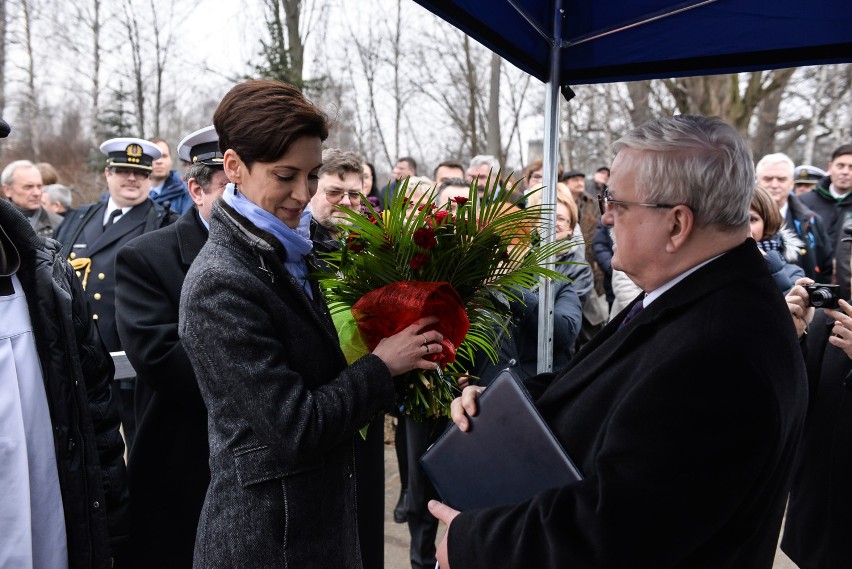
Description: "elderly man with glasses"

(431, 116), (808, 569)
(54, 137), (177, 452)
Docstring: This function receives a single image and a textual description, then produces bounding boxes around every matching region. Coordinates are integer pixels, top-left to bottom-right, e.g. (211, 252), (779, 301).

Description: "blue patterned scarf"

(222, 183), (314, 299)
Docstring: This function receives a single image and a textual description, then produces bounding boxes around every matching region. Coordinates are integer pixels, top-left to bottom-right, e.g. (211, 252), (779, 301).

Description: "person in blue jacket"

(149, 137), (192, 214)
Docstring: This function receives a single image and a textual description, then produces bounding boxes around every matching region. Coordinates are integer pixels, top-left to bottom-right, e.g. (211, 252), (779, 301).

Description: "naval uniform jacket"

(179, 200), (397, 569)
(114, 207), (209, 568)
(448, 239), (808, 569)
(54, 199), (175, 352)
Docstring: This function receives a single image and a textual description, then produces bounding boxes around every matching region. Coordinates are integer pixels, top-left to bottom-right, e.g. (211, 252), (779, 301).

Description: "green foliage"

(315, 176), (576, 421)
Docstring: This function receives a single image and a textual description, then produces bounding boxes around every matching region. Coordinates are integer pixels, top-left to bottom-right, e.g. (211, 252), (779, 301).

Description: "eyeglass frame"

(597, 186), (686, 216)
(323, 188), (363, 204)
(109, 167), (151, 179)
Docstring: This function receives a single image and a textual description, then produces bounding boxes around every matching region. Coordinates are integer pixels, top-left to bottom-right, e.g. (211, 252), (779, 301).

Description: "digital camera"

(804, 284), (840, 309)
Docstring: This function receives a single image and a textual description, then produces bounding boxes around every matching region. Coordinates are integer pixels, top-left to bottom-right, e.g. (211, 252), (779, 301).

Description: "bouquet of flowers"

(316, 176), (575, 421)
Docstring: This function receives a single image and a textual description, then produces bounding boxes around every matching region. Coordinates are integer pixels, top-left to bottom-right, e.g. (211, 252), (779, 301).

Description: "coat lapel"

(86, 202), (150, 256)
(176, 209), (208, 269)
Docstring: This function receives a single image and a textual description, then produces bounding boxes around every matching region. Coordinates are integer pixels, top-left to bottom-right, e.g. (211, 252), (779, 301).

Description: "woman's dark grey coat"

(179, 200), (397, 568)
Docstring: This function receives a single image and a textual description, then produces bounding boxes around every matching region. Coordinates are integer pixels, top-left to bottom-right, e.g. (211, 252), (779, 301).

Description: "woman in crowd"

(362, 162), (380, 209)
(179, 79), (443, 569)
(751, 184), (805, 293)
(475, 200), (583, 384)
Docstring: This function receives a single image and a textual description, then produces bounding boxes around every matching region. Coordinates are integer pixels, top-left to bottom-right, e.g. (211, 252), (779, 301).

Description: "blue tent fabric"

(412, 0), (852, 85)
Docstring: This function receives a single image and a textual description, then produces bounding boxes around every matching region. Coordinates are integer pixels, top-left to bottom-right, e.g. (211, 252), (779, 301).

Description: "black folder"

(420, 369), (582, 511)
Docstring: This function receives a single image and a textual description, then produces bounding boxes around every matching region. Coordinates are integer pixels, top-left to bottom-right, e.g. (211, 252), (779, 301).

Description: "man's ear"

(187, 178), (204, 206)
(223, 149), (242, 184)
(665, 205), (694, 253)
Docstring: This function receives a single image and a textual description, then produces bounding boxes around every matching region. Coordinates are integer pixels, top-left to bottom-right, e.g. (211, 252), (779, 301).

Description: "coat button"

(75, 270), (81, 277)
(93, 293), (101, 300)
(69, 252), (77, 259)
(508, 358), (517, 366)
(92, 314), (99, 320)
(93, 501), (100, 509)
(98, 273), (106, 280)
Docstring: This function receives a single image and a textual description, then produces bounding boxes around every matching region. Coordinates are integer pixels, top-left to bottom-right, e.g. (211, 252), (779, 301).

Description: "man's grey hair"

(613, 115), (753, 229)
(186, 163), (220, 192)
(469, 154), (501, 171)
(1, 159), (37, 186)
(755, 153), (795, 177)
(319, 148), (363, 180)
(42, 184), (72, 209)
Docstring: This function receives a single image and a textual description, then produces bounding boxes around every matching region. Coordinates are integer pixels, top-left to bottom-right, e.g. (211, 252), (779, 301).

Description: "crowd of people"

(2, 79), (852, 569)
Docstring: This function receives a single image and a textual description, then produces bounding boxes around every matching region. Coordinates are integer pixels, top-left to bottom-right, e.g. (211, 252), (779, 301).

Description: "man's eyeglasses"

(111, 167), (150, 179)
(597, 187), (679, 216)
(324, 189), (362, 204)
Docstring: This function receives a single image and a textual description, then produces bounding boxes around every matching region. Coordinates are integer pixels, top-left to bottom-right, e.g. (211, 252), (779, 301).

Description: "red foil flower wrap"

(351, 281), (469, 368)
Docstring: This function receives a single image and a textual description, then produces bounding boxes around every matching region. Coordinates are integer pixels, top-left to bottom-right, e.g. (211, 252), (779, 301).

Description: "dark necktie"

(619, 299), (645, 329)
(104, 209), (122, 232)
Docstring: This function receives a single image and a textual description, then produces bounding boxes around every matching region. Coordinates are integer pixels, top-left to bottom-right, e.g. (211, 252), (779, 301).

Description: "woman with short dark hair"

(179, 80), (442, 568)
(751, 184), (805, 293)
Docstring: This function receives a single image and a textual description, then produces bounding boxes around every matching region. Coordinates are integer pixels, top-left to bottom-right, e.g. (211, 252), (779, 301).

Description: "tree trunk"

(463, 35), (478, 156)
(283, 0), (303, 84)
(0, 0), (6, 124)
(626, 80), (655, 128)
(20, 0), (36, 155)
(485, 52), (501, 163)
(91, 0), (101, 142)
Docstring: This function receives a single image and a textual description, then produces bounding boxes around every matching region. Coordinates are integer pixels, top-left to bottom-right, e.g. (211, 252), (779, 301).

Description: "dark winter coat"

(448, 240), (807, 569)
(0, 199), (129, 568)
(150, 170), (192, 215)
(475, 283), (583, 385)
(782, 310), (852, 569)
(800, 178), (852, 298)
(785, 193), (833, 283)
(179, 200), (397, 568)
(115, 208), (210, 568)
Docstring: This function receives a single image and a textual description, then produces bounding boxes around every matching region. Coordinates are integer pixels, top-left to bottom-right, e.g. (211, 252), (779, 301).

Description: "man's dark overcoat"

(448, 239), (808, 569)
(114, 208), (210, 568)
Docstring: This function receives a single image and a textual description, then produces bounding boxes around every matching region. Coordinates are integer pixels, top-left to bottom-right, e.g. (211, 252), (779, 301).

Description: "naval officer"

(54, 137), (177, 450)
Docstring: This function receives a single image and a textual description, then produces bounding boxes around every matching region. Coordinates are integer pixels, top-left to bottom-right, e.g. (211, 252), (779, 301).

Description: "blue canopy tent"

(412, 0), (852, 372)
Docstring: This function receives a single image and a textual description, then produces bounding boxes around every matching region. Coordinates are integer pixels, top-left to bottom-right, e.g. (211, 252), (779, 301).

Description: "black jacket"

(800, 178), (852, 298)
(785, 193), (833, 283)
(782, 310), (852, 568)
(115, 208), (210, 568)
(0, 199), (129, 568)
(449, 240), (807, 568)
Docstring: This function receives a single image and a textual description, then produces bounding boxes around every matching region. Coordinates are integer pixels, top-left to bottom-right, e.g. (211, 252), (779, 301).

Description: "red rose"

(408, 252), (431, 270)
(453, 196), (468, 206)
(413, 227), (437, 250)
(346, 233), (365, 252)
(428, 210), (451, 228)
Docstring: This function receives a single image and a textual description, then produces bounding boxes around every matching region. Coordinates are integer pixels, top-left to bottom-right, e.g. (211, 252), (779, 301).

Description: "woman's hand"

(449, 385), (486, 432)
(372, 316), (445, 376)
(827, 299), (852, 359)
(786, 277), (815, 338)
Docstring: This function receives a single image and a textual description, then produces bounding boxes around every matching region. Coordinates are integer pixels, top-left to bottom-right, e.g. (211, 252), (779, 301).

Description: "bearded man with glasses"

(54, 137), (177, 452)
